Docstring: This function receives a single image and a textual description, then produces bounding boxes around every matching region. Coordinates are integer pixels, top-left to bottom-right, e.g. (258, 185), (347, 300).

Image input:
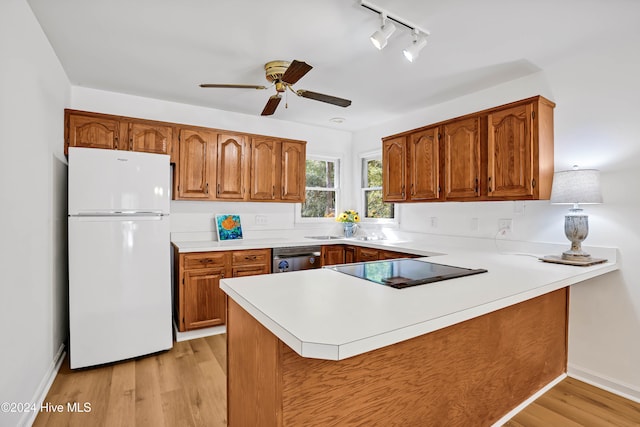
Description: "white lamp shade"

(550, 169), (603, 204)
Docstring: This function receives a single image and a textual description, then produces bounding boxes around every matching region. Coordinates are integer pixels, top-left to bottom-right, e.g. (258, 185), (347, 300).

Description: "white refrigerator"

(68, 147), (173, 369)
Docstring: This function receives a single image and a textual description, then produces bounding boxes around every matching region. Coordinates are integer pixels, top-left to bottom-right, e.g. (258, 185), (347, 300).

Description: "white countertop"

(215, 235), (618, 361)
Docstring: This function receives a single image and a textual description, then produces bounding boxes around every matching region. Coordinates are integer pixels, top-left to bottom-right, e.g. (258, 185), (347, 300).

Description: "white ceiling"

(26, 0), (630, 131)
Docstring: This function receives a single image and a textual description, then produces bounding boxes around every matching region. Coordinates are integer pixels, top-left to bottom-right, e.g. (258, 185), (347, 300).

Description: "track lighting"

(370, 13), (396, 50)
(360, 0), (431, 62)
(403, 30), (428, 62)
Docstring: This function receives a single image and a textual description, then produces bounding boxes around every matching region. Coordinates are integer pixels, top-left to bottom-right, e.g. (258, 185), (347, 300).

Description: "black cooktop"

(329, 258), (487, 289)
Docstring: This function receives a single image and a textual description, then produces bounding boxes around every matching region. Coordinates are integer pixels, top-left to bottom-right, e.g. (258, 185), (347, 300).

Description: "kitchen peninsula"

(219, 237), (617, 426)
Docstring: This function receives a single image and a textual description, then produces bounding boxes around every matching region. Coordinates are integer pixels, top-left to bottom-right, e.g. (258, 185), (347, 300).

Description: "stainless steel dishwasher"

(272, 246), (322, 273)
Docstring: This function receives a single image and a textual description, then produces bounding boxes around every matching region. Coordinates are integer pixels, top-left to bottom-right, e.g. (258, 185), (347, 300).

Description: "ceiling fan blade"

(261, 95), (282, 116)
(296, 90), (352, 108)
(281, 60), (313, 85)
(200, 84), (267, 89)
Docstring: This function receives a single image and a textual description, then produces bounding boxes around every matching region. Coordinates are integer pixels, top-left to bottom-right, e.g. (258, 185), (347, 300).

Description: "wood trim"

(227, 288), (568, 426)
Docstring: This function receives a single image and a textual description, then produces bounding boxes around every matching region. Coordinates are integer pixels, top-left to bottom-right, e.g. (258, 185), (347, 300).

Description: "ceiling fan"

(200, 60), (352, 116)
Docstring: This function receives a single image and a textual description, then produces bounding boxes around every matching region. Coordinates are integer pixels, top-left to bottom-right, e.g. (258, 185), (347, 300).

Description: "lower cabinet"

(322, 245), (419, 265)
(174, 247), (271, 331)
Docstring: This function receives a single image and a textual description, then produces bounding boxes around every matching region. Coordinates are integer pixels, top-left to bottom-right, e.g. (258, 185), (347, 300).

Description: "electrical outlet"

(498, 218), (513, 233)
(255, 215), (268, 225)
(430, 217), (438, 228)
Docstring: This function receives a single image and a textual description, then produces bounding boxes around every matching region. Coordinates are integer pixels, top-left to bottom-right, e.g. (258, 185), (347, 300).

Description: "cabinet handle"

(217, 184), (221, 195)
(206, 183), (209, 194)
(200, 258), (211, 264)
(114, 136), (119, 149)
(488, 176), (492, 193)
(411, 183), (414, 196)
(221, 272), (225, 278)
(475, 177), (479, 194)
(532, 178), (536, 188)
(129, 138), (133, 151)
(272, 185), (275, 198)
(401, 184), (405, 198)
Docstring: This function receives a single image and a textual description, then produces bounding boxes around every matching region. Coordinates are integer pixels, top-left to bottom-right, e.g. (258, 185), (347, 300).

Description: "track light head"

(403, 32), (428, 62)
(370, 14), (396, 50)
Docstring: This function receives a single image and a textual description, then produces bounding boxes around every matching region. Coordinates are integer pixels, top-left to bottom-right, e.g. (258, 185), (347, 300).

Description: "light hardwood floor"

(34, 335), (640, 426)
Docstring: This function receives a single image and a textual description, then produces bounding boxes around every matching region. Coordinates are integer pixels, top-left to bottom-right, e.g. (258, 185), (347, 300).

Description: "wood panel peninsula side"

(226, 289), (568, 426)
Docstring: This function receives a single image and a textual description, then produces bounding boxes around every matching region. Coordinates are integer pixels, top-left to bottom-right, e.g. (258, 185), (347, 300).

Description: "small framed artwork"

(215, 214), (243, 241)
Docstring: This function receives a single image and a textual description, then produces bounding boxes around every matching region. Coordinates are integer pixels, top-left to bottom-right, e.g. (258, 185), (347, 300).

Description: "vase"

(343, 222), (356, 238)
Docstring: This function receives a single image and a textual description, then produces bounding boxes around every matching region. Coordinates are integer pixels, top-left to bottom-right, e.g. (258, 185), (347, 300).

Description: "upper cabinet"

(216, 134), (247, 200)
(65, 110), (177, 162)
(487, 98), (555, 200)
(177, 128), (217, 199)
(443, 117), (481, 201)
(382, 136), (407, 202)
(65, 109), (307, 204)
(248, 137), (306, 202)
(382, 96), (555, 203)
(67, 113), (121, 151)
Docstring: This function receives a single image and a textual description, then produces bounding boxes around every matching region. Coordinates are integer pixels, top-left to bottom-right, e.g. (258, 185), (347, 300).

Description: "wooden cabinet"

(249, 137), (279, 201)
(216, 134), (247, 200)
(231, 249), (271, 277)
(378, 249), (416, 260)
(174, 248), (271, 332)
(355, 247), (379, 263)
(381, 96), (555, 203)
(66, 109), (306, 204)
(321, 245), (345, 266)
(487, 98), (555, 200)
(409, 127), (441, 201)
(249, 137), (306, 202)
(65, 110), (177, 161)
(443, 116), (481, 200)
(344, 245), (356, 264)
(176, 251), (231, 331)
(281, 141), (306, 202)
(177, 128), (217, 199)
(382, 136), (407, 202)
(67, 113), (121, 151)
(127, 122), (173, 155)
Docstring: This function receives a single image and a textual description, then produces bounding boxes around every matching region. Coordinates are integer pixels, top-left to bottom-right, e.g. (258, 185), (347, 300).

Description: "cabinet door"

(183, 267), (227, 330)
(344, 246), (356, 264)
(487, 103), (534, 198)
(249, 137), (279, 200)
(409, 127), (440, 201)
(67, 114), (120, 152)
(128, 122), (173, 156)
(382, 136), (407, 202)
(443, 117), (480, 200)
(322, 246), (345, 266)
(216, 134), (247, 200)
(281, 141), (306, 201)
(356, 247), (379, 262)
(177, 129), (216, 199)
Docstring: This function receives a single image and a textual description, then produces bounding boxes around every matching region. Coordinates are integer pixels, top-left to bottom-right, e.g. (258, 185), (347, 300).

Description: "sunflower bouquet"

(336, 209), (360, 223)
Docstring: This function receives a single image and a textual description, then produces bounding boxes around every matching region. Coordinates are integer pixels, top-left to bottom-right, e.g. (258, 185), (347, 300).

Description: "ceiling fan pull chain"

(285, 88), (289, 109)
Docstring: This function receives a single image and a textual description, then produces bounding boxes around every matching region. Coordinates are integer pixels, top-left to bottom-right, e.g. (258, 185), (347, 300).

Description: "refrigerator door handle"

(71, 211), (166, 217)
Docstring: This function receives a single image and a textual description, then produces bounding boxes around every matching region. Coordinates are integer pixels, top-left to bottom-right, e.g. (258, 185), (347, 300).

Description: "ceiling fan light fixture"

(370, 15), (396, 50)
(403, 31), (428, 62)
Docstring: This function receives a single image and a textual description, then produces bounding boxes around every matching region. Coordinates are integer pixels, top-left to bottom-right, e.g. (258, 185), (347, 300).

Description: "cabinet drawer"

(232, 249), (271, 265)
(183, 252), (230, 270)
(232, 264), (270, 277)
(357, 247), (379, 262)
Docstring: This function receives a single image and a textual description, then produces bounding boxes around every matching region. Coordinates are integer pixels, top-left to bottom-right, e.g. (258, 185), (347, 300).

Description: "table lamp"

(549, 165), (603, 263)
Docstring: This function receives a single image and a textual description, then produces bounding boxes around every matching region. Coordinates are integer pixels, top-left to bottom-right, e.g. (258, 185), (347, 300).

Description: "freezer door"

(68, 147), (170, 214)
(68, 215), (172, 368)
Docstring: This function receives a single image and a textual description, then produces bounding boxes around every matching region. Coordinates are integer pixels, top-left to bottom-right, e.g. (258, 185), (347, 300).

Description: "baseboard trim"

(173, 322), (226, 342)
(19, 343), (66, 427)
(491, 373), (567, 427)
(568, 363), (640, 403)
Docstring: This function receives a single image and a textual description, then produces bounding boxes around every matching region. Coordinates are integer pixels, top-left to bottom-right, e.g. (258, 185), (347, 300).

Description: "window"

(361, 153), (394, 220)
(300, 157), (339, 219)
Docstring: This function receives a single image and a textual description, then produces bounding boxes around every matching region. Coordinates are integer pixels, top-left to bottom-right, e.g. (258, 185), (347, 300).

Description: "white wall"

(352, 24), (640, 398)
(0, 1), (70, 426)
(70, 87), (353, 238)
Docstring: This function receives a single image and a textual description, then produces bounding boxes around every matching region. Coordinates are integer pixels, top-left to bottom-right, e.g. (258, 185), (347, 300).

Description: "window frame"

(359, 150), (398, 224)
(295, 155), (342, 223)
